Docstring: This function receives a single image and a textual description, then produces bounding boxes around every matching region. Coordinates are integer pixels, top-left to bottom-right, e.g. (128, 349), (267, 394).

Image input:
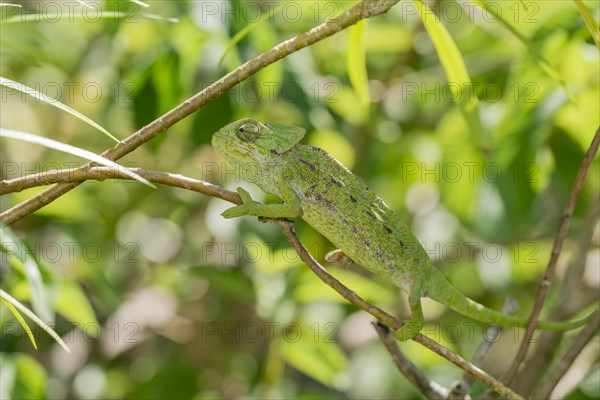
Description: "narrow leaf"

(0, 224), (51, 322)
(130, 0), (150, 8)
(3, 11), (178, 23)
(347, 19), (371, 107)
(472, 1), (572, 94)
(0, 298), (37, 349)
(412, 0), (486, 147)
(0, 129), (155, 188)
(54, 279), (98, 327)
(0, 77), (119, 143)
(573, 0), (600, 49)
(0, 290), (70, 353)
(281, 331), (347, 388)
(218, 2), (287, 67)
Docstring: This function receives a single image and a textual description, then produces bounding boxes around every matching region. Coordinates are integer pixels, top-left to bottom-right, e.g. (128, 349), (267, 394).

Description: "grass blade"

(412, 0), (486, 147)
(573, 0), (600, 49)
(0, 289), (70, 353)
(3, 11), (178, 23)
(130, 0), (150, 8)
(472, 1), (571, 94)
(0, 297), (37, 349)
(0, 129), (155, 188)
(217, 2), (287, 67)
(0, 77), (119, 143)
(1, 224), (51, 322)
(347, 20), (371, 107)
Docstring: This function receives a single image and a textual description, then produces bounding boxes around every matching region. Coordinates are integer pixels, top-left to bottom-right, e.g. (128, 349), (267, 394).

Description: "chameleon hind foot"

(393, 292), (425, 341)
(393, 319), (424, 341)
(325, 249), (354, 267)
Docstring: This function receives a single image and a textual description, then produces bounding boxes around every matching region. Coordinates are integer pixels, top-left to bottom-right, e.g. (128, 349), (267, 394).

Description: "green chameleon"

(212, 118), (593, 340)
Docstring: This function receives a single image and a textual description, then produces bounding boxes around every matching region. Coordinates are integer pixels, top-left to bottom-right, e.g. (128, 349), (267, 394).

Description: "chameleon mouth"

(212, 134), (260, 163)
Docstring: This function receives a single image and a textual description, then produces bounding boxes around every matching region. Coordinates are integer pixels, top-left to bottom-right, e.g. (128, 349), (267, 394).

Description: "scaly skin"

(212, 118), (594, 340)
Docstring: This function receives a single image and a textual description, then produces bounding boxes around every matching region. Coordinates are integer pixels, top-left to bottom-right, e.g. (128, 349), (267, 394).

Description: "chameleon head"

(212, 118), (306, 189)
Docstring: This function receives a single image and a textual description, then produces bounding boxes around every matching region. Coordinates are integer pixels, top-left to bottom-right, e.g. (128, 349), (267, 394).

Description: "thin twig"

(274, 219), (525, 400)
(0, 0), (400, 225)
(448, 299), (518, 400)
(0, 160), (524, 399)
(513, 199), (600, 396)
(0, 167), (240, 204)
(533, 312), (600, 399)
(373, 322), (447, 400)
(499, 126), (600, 385)
(468, 299), (518, 380)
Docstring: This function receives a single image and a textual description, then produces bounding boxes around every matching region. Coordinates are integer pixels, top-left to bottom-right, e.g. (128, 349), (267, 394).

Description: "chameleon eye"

(237, 122), (260, 142)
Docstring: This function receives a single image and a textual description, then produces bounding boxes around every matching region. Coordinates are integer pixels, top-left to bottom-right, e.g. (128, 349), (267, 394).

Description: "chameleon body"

(212, 118), (592, 340)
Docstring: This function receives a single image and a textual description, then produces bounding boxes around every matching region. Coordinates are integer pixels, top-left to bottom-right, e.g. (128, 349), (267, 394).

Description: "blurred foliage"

(1, 0), (599, 399)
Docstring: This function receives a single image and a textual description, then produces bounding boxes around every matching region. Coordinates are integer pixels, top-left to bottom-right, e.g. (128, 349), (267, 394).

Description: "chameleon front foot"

(221, 187), (257, 219)
(221, 187), (303, 220)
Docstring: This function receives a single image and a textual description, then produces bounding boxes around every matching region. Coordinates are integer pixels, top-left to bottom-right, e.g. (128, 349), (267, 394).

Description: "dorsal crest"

(264, 122), (306, 153)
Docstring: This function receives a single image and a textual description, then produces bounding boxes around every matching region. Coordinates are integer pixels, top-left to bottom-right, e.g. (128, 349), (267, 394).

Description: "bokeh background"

(1, 0), (599, 399)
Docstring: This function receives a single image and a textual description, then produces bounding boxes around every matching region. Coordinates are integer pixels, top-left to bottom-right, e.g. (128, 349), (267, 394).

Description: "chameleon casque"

(212, 118), (592, 340)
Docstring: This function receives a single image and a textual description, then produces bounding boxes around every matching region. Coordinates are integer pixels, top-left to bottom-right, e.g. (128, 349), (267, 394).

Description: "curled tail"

(428, 274), (596, 331)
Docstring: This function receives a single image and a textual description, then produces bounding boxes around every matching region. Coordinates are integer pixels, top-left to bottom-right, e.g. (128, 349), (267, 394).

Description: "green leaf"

(190, 265), (255, 301)
(130, 0), (149, 8)
(3, 11), (178, 23)
(573, 0), (600, 48)
(0, 77), (119, 143)
(412, 0), (486, 148)
(280, 325), (347, 388)
(347, 19), (371, 107)
(0, 129), (155, 188)
(12, 354), (47, 400)
(0, 354), (47, 400)
(218, 2), (287, 67)
(0, 289), (70, 353)
(1, 224), (51, 321)
(294, 268), (397, 307)
(53, 279), (99, 328)
(0, 3), (22, 8)
(0, 298), (37, 349)
(471, 1), (572, 97)
(327, 85), (370, 125)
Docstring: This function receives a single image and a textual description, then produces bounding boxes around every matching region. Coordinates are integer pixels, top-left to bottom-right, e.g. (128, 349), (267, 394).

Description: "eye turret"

(237, 122), (260, 142)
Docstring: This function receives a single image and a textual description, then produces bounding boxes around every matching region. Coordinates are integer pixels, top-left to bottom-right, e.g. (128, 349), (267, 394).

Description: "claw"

(221, 205), (246, 219)
(236, 187), (253, 202)
(221, 187), (256, 219)
(393, 320), (424, 341)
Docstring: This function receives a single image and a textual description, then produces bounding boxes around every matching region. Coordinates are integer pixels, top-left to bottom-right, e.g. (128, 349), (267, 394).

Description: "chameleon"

(212, 118), (594, 340)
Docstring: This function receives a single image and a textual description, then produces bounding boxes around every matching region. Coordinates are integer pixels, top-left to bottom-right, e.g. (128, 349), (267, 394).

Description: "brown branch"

(1, 163), (524, 398)
(469, 299), (518, 378)
(0, 0), (400, 226)
(274, 219), (525, 400)
(500, 126), (600, 385)
(532, 312), (600, 399)
(448, 299), (518, 400)
(513, 199), (600, 396)
(0, 167), (240, 204)
(373, 322), (447, 400)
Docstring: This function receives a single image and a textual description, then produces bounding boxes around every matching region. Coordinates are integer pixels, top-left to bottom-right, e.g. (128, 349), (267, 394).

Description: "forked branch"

(0, 165), (524, 399)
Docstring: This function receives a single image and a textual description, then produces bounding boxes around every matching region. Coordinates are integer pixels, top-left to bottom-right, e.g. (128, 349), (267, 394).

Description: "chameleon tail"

(427, 273), (596, 331)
